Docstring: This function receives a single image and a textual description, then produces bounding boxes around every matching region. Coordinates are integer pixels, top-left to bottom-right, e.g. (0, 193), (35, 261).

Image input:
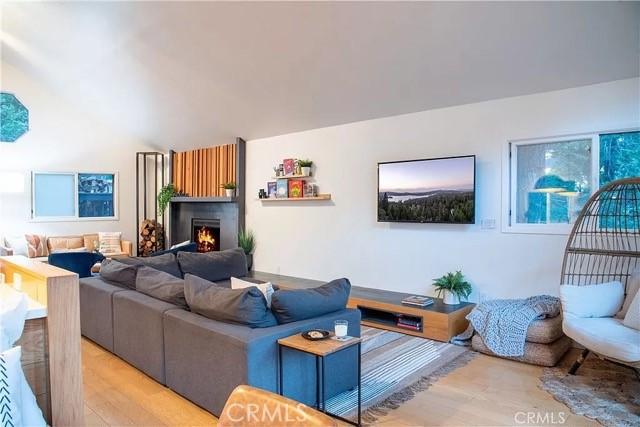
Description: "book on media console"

(401, 295), (434, 307)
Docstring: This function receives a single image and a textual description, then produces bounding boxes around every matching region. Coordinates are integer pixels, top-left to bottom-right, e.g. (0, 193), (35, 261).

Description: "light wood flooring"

(83, 338), (598, 427)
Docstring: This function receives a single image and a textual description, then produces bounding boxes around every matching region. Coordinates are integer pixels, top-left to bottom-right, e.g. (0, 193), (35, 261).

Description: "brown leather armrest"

(218, 385), (337, 427)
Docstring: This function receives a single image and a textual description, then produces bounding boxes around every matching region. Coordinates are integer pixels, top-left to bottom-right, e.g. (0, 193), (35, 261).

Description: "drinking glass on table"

(334, 320), (349, 340)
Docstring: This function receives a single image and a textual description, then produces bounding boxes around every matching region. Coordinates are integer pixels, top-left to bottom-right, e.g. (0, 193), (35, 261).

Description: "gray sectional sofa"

(78, 250), (361, 416)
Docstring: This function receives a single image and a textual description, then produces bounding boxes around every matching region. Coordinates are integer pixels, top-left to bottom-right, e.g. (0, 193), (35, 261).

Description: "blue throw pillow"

(270, 278), (351, 324)
(48, 251), (105, 278)
(149, 242), (197, 257)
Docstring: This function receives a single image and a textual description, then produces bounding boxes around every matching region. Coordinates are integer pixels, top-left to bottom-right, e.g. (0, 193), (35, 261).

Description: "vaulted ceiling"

(2, 1), (639, 150)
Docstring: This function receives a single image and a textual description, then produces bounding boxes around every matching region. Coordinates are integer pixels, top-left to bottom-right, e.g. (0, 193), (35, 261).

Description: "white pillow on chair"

(618, 268), (640, 318)
(623, 291), (640, 331)
(560, 281), (624, 318)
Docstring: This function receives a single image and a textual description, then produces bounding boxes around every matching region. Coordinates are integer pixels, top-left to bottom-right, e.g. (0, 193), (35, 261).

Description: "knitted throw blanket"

(451, 295), (561, 357)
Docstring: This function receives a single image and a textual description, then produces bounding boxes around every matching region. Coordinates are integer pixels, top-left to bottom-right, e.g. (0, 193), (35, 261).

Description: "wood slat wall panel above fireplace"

(172, 144), (237, 197)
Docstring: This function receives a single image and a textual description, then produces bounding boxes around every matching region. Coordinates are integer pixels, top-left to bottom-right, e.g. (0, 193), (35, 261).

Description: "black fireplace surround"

(170, 201), (239, 251)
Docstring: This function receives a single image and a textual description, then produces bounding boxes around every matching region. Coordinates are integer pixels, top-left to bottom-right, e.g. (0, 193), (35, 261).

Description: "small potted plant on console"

(433, 271), (472, 305)
(221, 182), (237, 198)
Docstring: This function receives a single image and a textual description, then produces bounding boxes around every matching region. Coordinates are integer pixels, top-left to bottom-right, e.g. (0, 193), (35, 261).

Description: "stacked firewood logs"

(139, 219), (165, 256)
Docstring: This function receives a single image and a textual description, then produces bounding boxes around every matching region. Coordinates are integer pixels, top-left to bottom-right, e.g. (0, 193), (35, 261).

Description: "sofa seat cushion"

(79, 277), (129, 351)
(47, 235), (84, 252)
(526, 315), (564, 344)
(178, 248), (247, 282)
(563, 316), (640, 363)
(112, 290), (180, 383)
(270, 278), (351, 324)
(185, 274), (277, 328)
(119, 252), (182, 278)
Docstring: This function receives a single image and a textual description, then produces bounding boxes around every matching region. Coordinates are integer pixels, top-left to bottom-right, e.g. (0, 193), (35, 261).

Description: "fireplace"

(191, 218), (221, 253)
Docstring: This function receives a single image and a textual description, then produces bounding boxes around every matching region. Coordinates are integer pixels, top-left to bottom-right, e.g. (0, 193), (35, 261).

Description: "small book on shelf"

(401, 295), (434, 307)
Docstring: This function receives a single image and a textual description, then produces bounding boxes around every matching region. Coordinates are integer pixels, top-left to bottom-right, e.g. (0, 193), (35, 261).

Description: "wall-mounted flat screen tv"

(378, 155), (475, 224)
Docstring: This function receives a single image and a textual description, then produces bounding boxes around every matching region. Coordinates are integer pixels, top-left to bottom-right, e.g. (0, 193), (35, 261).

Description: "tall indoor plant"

(432, 271), (472, 305)
(238, 229), (255, 270)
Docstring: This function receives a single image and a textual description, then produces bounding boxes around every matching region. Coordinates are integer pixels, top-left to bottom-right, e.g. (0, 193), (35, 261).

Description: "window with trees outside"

(31, 172), (118, 221)
(506, 130), (639, 233)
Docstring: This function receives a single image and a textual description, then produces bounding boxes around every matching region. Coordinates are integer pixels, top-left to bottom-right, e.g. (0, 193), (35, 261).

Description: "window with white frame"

(31, 172), (118, 221)
(506, 130), (639, 233)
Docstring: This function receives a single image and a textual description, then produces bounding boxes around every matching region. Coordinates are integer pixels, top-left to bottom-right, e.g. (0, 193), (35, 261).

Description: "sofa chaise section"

(112, 290), (181, 384)
(79, 276), (128, 352)
(163, 307), (361, 416)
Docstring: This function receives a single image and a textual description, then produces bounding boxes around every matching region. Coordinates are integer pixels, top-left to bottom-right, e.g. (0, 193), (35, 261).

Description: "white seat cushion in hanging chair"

(563, 316), (640, 363)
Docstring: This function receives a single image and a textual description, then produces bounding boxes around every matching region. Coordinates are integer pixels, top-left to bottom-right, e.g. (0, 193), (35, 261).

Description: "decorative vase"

(225, 189), (235, 198)
(301, 166), (311, 176)
(443, 290), (460, 305)
(246, 253), (253, 270)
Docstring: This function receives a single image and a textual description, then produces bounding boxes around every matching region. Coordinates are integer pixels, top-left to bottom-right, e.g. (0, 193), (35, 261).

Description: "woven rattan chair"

(560, 177), (640, 374)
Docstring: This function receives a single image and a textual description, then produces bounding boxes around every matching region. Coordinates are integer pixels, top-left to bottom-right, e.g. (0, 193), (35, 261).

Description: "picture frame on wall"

(283, 158), (295, 175)
(288, 179), (304, 198)
(276, 179), (288, 198)
(267, 181), (277, 198)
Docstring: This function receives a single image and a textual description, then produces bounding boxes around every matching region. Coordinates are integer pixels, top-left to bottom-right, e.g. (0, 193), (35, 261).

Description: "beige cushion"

(83, 233), (100, 252)
(25, 234), (48, 258)
(47, 236), (83, 252)
(618, 268), (640, 318)
(526, 315), (564, 344)
(98, 232), (122, 254)
(563, 316), (640, 363)
(472, 335), (571, 367)
(5, 236), (29, 256)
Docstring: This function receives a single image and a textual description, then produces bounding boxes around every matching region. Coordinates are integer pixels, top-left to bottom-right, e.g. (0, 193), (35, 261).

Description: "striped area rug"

(325, 327), (474, 423)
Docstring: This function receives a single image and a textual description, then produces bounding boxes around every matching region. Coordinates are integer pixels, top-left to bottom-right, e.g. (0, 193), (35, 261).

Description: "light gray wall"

(245, 78), (640, 300)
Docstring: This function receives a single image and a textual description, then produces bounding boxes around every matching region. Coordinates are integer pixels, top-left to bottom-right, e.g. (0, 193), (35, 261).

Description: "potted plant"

(238, 229), (255, 270)
(221, 182), (237, 198)
(157, 183), (177, 216)
(432, 271), (472, 305)
(299, 159), (313, 176)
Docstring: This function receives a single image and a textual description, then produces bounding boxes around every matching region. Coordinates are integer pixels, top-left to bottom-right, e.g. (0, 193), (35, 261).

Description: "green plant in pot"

(157, 183), (177, 216)
(298, 159), (313, 176)
(433, 271), (472, 305)
(238, 229), (255, 270)
(221, 182), (237, 198)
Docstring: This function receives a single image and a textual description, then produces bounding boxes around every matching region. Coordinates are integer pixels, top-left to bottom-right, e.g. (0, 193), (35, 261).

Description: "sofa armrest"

(120, 240), (133, 256)
(0, 245), (14, 256)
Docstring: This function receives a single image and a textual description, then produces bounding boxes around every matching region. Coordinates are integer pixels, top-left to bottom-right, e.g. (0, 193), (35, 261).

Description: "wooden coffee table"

(277, 333), (362, 426)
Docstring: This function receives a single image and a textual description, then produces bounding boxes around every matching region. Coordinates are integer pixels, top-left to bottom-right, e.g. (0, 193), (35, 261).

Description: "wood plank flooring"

(82, 338), (598, 426)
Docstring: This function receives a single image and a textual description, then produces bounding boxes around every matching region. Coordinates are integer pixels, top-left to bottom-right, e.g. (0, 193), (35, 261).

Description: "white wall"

(246, 78), (640, 300)
(0, 61), (156, 243)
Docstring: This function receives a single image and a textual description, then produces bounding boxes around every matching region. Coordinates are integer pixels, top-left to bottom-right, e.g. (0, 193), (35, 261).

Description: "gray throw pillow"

(270, 278), (351, 324)
(136, 266), (187, 308)
(177, 248), (248, 282)
(184, 274), (277, 328)
(99, 259), (138, 289)
(119, 253), (182, 278)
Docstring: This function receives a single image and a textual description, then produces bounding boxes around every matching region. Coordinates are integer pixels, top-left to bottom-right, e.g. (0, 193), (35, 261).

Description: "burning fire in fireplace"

(196, 226), (217, 252)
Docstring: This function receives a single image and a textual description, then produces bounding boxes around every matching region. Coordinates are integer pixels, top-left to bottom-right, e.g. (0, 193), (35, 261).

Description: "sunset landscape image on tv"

(378, 156), (475, 223)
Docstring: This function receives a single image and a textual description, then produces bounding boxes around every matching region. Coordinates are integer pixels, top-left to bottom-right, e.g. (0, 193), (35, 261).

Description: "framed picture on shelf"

(288, 179), (304, 198)
(304, 183), (317, 197)
(283, 158), (295, 175)
(267, 181), (277, 198)
(276, 179), (288, 198)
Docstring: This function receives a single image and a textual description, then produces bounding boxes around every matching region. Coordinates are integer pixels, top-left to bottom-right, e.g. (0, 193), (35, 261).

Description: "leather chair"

(218, 385), (337, 427)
